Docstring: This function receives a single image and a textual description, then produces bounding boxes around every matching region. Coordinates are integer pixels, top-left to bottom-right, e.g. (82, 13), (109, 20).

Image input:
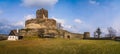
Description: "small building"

(7, 36), (19, 40)
(83, 32), (90, 39)
(8, 29), (23, 40)
(7, 35), (23, 40)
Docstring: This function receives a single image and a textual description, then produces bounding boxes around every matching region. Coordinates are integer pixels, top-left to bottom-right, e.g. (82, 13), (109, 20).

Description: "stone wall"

(83, 32), (90, 39)
(18, 29), (83, 39)
(18, 29), (59, 36)
(56, 30), (83, 39)
(63, 31), (83, 39)
(19, 29), (39, 36)
(25, 19), (57, 29)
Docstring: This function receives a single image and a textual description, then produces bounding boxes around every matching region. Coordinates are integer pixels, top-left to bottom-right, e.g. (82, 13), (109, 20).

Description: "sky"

(0, 0), (120, 36)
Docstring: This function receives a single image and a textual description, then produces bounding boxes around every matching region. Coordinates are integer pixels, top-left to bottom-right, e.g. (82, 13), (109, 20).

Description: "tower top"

(36, 8), (48, 19)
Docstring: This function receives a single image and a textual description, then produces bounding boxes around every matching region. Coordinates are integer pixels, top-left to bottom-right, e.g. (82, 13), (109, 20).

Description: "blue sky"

(0, 0), (120, 36)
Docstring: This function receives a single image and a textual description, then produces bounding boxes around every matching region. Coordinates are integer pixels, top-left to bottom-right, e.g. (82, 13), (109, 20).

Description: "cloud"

(0, 15), (35, 34)
(0, 20), (12, 34)
(89, 0), (99, 5)
(65, 25), (72, 29)
(51, 16), (65, 25)
(24, 14), (35, 20)
(74, 19), (82, 24)
(52, 16), (93, 34)
(51, 16), (73, 29)
(51, 17), (95, 34)
(112, 17), (120, 36)
(11, 14), (36, 27)
(21, 0), (58, 8)
(0, 19), (24, 34)
(11, 21), (25, 27)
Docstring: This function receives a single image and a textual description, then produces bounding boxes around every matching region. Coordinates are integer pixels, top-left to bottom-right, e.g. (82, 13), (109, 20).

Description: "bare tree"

(107, 27), (116, 38)
(94, 31), (97, 38)
(96, 27), (102, 38)
(57, 23), (63, 30)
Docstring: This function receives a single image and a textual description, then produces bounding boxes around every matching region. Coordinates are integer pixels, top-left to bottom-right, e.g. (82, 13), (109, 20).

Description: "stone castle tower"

(36, 8), (48, 19)
(25, 8), (57, 29)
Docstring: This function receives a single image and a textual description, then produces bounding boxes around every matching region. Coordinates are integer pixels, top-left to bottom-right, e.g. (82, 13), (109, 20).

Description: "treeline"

(0, 34), (8, 41)
(94, 27), (119, 39)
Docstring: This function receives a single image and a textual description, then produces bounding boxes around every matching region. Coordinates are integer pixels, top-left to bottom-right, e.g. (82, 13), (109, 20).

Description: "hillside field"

(0, 38), (120, 54)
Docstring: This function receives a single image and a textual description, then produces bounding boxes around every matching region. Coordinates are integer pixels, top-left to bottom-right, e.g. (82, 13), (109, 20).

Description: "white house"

(7, 36), (19, 40)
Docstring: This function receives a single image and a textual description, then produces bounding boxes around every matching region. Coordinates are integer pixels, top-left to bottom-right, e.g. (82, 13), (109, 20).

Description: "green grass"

(0, 38), (120, 54)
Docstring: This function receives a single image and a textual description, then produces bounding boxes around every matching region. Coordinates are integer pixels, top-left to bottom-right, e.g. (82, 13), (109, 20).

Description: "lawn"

(0, 38), (120, 54)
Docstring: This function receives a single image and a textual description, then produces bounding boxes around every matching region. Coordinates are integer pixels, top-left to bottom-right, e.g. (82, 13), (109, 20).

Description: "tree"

(94, 31), (97, 38)
(96, 27), (102, 38)
(107, 27), (116, 38)
(57, 23), (63, 30)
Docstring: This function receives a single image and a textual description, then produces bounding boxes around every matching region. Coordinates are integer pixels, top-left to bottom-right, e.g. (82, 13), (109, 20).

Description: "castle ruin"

(9, 8), (86, 39)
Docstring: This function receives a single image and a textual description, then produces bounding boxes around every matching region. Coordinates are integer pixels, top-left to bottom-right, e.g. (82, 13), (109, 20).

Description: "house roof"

(9, 30), (18, 35)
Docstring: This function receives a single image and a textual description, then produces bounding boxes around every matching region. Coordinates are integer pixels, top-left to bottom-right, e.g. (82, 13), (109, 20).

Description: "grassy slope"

(0, 38), (120, 54)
